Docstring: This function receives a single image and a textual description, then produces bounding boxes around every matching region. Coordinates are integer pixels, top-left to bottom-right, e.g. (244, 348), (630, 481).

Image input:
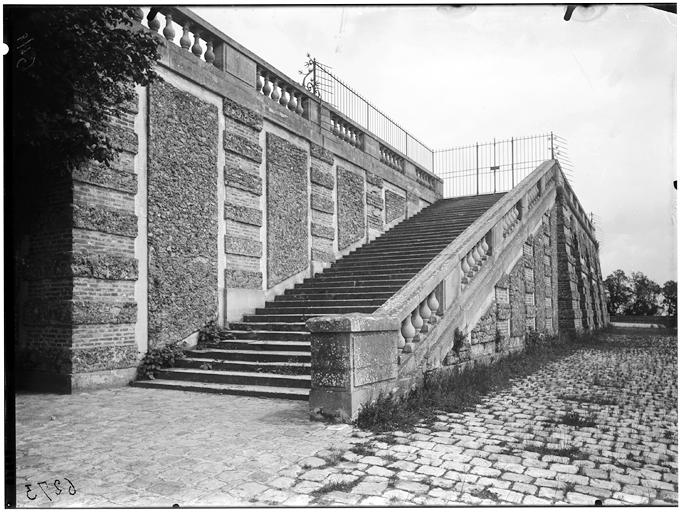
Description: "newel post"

(306, 314), (400, 422)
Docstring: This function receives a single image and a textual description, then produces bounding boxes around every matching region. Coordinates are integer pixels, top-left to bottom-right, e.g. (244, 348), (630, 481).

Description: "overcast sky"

(194, 4), (676, 284)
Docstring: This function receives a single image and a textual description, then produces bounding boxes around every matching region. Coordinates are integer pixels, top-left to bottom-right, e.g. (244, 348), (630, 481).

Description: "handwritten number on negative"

(25, 485), (36, 501)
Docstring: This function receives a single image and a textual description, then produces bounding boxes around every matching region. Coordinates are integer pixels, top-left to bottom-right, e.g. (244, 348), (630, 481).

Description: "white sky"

(194, 4), (677, 284)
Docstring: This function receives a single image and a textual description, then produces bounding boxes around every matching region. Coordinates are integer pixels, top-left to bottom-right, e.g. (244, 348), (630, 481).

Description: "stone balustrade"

(380, 144), (405, 172)
(330, 113), (363, 149)
(256, 67), (307, 117)
(460, 233), (491, 289)
(416, 167), (438, 191)
(397, 285), (443, 355)
(527, 182), (541, 210)
(501, 203), (520, 239)
(144, 8), (218, 67)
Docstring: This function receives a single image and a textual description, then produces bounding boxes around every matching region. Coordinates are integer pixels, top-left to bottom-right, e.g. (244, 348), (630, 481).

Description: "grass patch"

(468, 487), (498, 501)
(557, 393), (618, 406)
(311, 480), (355, 496)
(527, 444), (584, 459)
(355, 337), (574, 433)
(555, 411), (598, 428)
(349, 442), (376, 457)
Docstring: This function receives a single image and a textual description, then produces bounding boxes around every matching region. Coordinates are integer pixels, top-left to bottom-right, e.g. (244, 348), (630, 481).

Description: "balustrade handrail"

(375, 160), (559, 324)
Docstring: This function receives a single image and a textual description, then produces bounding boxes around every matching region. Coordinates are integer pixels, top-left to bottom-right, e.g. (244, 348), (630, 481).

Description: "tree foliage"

(662, 280), (677, 318)
(8, 7), (161, 231)
(603, 269), (632, 315)
(603, 270), (674, 317)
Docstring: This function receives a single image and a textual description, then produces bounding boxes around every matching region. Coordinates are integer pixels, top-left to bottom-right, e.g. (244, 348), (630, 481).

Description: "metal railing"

(433, 133), (573, 198)
(302, 55), (434, 171)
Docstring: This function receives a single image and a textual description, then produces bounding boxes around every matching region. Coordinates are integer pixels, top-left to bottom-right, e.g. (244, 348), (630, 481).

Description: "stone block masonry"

(16, 91), (142, 392)
(147, 79), (219, 348)
(310, 148), (336, 265)
(224, 96), (265, 290)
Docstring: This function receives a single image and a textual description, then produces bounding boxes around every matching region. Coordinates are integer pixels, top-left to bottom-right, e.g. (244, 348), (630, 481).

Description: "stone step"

(156, 368), (311, 388)
(242, 313), (343, 323)
(198, 339), (309, 351)
(221, 329), (309, 340)
(186, 348), (311, 362)
(319, 267), (423, 277)
(131, 379), (309, 400)
(279, 290), (393, 300)
(252, 305), (377, 316)
(310, 272), (415, 281)
(296, 279), (407, 289)
(180, 357), (311, 373)
(266, 298), (385, 307)
(228, 322), (307, 332)
(342, 249), (442, 260)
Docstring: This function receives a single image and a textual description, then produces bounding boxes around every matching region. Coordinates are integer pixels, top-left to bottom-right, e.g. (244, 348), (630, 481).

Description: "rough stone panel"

(225, 268), (262, 289)
(73, 301), (137, 325)
(312, 222), (335, 240)
(311, 192), (334, 214)
(73, 204), (137, 238)
(310, 142), (334, 165)
(368, 213), (383, 231)
(509, 263), (526, 337)
(366, 172), (383, 188)
(72, 162), (137, 194)
(310, 164), (334, 189)
(225, 166), (262, 196)
(353, 332), (398, 386)
(266, 133), (309, 287)
(366, 190), (384, 209)
(337, 166), (365, 250)
(23, 300), (136, 325)
(148, 79), (219, 348)
(225, 236), (262, 258)
(312, 248), (334, 262)
(471, 303), (496, 346)
(106, 124), (138, 153)
(385, 190), (406, 223)
(223, 96), (263, 131)
(71, 252), (138, 281)
(224, 203), (262, 226)
(224, 132), (262, 163)
(72, 344), (138, 372)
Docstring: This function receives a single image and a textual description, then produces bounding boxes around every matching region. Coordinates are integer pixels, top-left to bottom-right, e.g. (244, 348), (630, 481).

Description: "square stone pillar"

(306, 314), (400, 421)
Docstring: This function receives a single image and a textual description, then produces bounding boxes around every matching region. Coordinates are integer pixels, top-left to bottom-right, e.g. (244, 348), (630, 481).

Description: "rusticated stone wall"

(148, 79), (219, 348)
(310, 142), (336, 264)
(17, 91), (141, 391)
(266, 133), (309, 287)
(385, 189), (407, 224)
(337, 166), (366, 250)
(224, 96), (264, 290)
(450, 214), (559, 367)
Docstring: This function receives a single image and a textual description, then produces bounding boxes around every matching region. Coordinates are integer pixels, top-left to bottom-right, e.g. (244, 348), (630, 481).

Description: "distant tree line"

(603, 270), (676, 317)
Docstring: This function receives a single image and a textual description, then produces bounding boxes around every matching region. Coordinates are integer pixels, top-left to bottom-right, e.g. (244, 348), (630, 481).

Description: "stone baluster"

(204, 40), (215, 65)
(411, 307), (424, 343)
(481, 237), (489, 259)
(287, 88), (297, 111)
(271, 79), (281, 102)
(180, 23), (191, 50)
(401, 316), (415, 353)
(427, 291), (439, 324)
(461, 257), (470, 283)
(256, 71), (265, 94)
(279, 86), (289, 107)
(419, 298), (431, 333)
(295, 94), (304, 115)
(191, 30), (203, 57)
(147, 10), (161, 32)
(262, 72), (273, 98)
(466, 250), (476, 274)
(163, 14), (175, 41)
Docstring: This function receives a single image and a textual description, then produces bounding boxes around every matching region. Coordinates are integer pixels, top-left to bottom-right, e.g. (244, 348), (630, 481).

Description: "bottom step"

(131, 379), (309, 400)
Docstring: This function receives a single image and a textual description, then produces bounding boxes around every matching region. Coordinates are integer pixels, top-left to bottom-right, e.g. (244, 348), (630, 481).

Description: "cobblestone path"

(15, 331), (677, 507)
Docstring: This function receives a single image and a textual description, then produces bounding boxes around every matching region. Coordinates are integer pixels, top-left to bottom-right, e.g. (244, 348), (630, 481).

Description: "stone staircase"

(133, 193), (505, 399)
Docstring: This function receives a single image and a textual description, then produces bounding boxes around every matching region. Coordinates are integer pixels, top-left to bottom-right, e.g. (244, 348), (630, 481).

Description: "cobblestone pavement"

(15, 331), (677, 507)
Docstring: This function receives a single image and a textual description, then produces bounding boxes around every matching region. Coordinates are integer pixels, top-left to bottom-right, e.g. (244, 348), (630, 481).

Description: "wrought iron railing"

(433, 133), (573, 198)
(302, 55), (434, 171)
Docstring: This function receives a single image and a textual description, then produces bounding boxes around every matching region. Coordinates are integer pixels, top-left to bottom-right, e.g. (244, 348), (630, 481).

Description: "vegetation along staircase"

(133, 193), (505, 399)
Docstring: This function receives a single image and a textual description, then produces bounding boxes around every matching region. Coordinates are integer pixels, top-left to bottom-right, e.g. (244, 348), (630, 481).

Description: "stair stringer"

(396, 211), (549, 386)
